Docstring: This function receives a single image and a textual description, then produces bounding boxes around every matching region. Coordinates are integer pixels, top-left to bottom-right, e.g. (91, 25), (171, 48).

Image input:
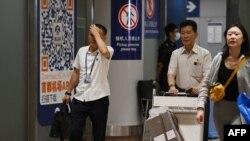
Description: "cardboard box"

(146, 111), (184, 141)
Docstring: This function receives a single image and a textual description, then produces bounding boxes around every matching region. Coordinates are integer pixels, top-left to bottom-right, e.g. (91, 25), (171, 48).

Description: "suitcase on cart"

(146, 110), (184, 141)
(152, 92), (205, 141)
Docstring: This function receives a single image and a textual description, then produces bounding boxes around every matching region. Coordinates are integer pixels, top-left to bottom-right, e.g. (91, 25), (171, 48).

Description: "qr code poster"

(39, 0), (75, 106)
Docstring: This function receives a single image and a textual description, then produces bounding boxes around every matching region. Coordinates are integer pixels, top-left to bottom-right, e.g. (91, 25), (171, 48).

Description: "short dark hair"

(95, 24), (107, 35)
(179, 20), (197, 32)
(222, 23), (250, 58)
(164, 23), (178, 38)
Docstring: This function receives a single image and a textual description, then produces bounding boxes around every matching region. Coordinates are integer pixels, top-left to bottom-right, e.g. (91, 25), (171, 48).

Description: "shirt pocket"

(191, 64), (203, 79)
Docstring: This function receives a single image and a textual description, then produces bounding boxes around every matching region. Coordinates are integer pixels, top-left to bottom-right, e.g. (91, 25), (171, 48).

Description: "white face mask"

(175, 32), (180, 41)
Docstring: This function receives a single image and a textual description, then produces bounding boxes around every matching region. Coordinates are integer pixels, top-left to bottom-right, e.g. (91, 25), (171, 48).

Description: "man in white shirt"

(167, 20), (211, 141)
(168, 20), (211, 95)
(63, 24), (114, 141)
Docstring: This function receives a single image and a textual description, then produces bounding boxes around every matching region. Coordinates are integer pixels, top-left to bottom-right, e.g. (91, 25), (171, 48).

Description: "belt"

(176, 86), (194, 95)
(176, 86), (186, 92)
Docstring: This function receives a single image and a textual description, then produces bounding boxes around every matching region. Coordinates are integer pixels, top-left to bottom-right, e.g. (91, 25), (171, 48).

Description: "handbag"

(237, 92), (250, 124)
(209, 57), (247, 102)
(49, 104), (71, 141)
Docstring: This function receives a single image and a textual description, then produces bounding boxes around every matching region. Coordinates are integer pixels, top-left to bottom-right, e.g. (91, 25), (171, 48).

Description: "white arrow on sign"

(187, 1), (196, 13)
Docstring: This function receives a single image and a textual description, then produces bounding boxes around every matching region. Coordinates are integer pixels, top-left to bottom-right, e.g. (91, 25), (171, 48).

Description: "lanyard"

(85, 51), (99, 77)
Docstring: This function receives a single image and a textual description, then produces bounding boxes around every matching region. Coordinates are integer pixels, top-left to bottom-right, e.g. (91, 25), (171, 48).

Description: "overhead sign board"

(186, 0), (200, 17)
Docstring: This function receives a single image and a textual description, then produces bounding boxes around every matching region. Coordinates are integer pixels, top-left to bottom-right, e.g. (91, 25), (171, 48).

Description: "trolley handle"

(160, 91), (198, 97)
(163, 92), (187, 96)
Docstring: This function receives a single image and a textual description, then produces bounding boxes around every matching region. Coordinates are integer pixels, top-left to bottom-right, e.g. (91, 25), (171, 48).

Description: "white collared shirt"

(168, 43), (211, 89)
(73, 45), (114, 102)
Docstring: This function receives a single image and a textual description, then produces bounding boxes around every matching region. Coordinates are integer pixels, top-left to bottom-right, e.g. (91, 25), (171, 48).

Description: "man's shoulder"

(158, 42), (167, 52)
(159, 40), (169, 47)
(197, 45), (211, 54)
(107, 45), (114, 50)
(172, 47), (184, 54)
(77, 45), (89, 52)
(106, 46), (114, 55)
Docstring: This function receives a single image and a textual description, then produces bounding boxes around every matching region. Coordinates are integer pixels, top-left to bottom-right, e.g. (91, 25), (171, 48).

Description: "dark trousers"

(70, 96), (109, 141)
(203, 98), (210, 141)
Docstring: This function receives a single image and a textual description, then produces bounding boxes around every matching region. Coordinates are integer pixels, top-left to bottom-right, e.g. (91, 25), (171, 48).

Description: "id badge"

(84, 75), (92, 84)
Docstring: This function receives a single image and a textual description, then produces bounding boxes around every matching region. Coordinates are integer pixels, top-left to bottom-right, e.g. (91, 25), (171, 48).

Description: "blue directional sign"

(186, 0), (200, 17)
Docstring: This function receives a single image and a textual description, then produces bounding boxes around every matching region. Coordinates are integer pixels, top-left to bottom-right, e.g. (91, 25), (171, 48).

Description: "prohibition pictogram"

(118, 4), (139, 30)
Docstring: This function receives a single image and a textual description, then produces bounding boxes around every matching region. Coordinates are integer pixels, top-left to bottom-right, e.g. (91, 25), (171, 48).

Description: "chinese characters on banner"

(38, 0), (75, 126)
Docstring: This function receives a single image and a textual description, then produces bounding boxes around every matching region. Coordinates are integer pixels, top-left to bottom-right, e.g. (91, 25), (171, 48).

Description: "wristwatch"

(65, 91), (72, 96)
(169, 84), (175, 88)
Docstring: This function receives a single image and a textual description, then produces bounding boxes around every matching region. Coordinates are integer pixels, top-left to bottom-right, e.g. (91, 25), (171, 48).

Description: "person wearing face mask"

(156, 23), (179, 92)
(196, 23), (250, 141)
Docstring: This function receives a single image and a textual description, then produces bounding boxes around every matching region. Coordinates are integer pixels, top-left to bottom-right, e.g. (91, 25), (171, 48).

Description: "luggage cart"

(152, 92), (204, 141)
